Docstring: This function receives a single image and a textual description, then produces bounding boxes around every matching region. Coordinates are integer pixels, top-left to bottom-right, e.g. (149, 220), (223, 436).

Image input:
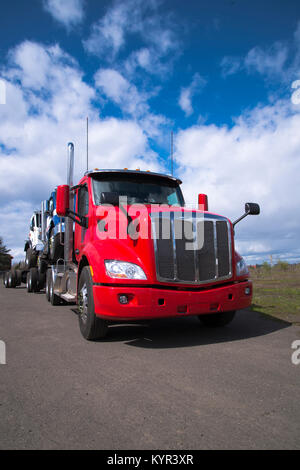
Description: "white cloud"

(1, 35), (300, 265)
(178, 73), (206, 117)
(83, 1), (130, 57)
(0, 41), (163, 261)
(220, 22), (300, 83)
(94, 68), (148, 116)
(245, 42), (288, 79)
(220, 43), (288, 81)
(94, 68), (169, 138)
(43, 0), (85, 29)
(175, 99), (300, 263)
(83, 0), (180, 77)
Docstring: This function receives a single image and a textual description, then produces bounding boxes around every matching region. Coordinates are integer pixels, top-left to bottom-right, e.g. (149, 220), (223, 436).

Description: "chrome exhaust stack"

(64, 142), (74, 264)
(41, 200), (47, 243)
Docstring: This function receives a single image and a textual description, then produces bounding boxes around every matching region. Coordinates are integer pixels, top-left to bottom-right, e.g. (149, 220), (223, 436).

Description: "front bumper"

(93, 280), (252, 321)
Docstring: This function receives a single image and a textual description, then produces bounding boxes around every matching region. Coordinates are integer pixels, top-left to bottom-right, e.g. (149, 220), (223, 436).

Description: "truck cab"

(49, 143), (259, 340)
(46, 190), (65, 262)
(24, 211), (44, 268)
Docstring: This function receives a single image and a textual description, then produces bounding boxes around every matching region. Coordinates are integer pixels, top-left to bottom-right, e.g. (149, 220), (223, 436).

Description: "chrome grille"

(151, 212), (232, 285)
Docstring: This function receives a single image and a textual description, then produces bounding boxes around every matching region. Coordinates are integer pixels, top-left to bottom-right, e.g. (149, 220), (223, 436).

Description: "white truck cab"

(29, 212), (42, 249)
(24, 211), (44, 268)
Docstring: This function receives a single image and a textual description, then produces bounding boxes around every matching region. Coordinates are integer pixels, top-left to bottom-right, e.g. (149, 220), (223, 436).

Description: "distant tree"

(0, 237), (12, 271)
(276, 260), (289, 272)
(261, 261), (271, 273)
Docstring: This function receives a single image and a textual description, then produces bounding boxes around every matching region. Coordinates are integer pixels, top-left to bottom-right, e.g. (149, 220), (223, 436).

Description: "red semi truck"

(39, 142), (259, 340)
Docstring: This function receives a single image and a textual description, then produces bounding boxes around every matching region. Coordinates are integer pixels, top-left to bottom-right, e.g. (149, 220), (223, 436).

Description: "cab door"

(74, 184), (89, 261)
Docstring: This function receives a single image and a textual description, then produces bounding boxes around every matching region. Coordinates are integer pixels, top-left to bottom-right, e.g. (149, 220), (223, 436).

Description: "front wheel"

(198, 310), (236, 327)
(78, 266), (108, 340)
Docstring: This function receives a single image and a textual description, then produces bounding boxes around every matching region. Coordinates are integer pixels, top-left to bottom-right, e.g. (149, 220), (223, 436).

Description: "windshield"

(92, 174), (185, 206)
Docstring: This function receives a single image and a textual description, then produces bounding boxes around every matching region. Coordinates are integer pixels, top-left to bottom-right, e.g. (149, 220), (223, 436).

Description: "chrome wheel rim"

(78, 284), (88, 324)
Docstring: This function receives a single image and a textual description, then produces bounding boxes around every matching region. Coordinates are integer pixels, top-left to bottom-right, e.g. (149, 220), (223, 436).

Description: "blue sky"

(0, 0), (300, 264)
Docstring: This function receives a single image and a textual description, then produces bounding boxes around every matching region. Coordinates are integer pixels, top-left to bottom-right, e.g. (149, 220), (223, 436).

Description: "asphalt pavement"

(0, 284), (299, 450)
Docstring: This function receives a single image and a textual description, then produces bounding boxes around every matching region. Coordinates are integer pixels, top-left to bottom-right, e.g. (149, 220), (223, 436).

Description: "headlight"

(105, 260), (147, 280)
(236, 257), (249, 277)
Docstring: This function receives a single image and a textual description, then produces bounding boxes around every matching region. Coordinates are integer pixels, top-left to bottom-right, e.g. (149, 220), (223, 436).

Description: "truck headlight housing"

(236, 257), (249, 277)
(105, 260), (147, 280)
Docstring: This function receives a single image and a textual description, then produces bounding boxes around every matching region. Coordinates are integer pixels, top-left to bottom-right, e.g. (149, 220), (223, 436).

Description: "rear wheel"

(15, 270), (22, 286)
(8, 271), (16, 288)
(26, 271), (32, 292)
(198, 310), (236, 327)
(25, 248), (37, 269)
(49, 231), (64, 262)
(78, 266), (108, 340)
(27, 268), (39, 292)
(49, 274), (60, 306)
(45, 270), (51, 301)
(3, 272), (8, 288)
(37, 271), (46, 290)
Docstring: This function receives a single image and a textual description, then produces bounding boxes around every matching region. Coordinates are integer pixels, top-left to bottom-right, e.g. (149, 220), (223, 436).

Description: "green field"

(249, 263), (300, 324)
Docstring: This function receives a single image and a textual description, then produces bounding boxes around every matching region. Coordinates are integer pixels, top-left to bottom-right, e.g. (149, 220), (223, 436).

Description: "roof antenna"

(86, 116), (89, 173)
(170, 130), (174, 176)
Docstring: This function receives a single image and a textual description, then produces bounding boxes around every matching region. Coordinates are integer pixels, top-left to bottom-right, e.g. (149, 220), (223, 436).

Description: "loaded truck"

(4, 142), (260, 341)
(5, 189), (64, 289)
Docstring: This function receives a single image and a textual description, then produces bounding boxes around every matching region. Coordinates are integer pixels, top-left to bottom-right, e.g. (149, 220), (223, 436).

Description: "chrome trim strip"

(170, 211), (177, 280)
(213, 220), (218, 279)
(192, 211), (199, 282)
(227, 219), (233, 277)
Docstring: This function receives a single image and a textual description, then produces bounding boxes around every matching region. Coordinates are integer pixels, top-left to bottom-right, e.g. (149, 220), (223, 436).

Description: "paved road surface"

(0, 284), (299, 450)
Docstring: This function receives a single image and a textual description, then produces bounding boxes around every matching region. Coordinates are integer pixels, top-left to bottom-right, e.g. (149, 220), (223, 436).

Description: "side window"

(36, 213), (41, 228)
(49, 198), (54, 215)
(78, 186), (89, 216)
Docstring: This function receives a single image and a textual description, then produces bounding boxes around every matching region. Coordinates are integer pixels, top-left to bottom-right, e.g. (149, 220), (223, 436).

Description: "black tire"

(26, 271), (33, 292)
(198, 310), (236, 327)
(21, 271), (27, 284)
(49, 274), (60, 306)
(37, 271), (46, 290)
(15, 270), (22, 286)
(49, 231), (64, 262)
(25, 248), (37, 269)
(8, 271), (16, 288)
(78, 266), (108, 340)
(3, 272), (8, 288)
(27, 267), (39, 292)
(45, 270), (51, 301)
(37, 257), (48, 275)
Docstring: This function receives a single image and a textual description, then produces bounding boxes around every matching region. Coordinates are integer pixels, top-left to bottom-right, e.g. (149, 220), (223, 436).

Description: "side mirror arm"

(67, 209), (88, 228)
(233, 202), (260, 228)
(233, 211), (249, 228)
